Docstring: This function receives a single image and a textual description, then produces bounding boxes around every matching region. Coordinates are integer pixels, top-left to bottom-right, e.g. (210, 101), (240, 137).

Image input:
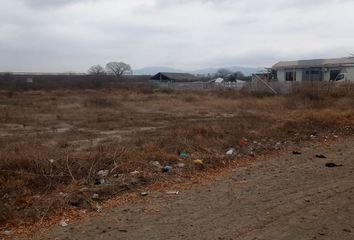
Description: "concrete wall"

(277, 69), (285, 81)
(344, 66), (354, 81)
(277, 69), (303, 82)
(296, 69), (303, 81)
(323, 70), (331, 81)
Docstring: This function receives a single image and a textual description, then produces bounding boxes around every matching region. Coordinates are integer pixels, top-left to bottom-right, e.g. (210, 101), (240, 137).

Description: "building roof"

(273, 57), (354, 69)
(151, 72), (198, 81)
(214, 77), (224, 83)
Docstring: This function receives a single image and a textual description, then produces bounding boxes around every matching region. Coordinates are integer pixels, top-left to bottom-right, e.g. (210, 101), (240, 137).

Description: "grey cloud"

(0, 0), (354, 72)
(22, 0), (97, 8)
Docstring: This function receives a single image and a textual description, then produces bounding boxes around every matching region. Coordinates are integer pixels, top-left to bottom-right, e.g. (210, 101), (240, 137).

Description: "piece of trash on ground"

(140, 192), (148, 197)
(150, 161), (161, 168)
(274, 142), (282, 150)
(166, 191), (179, 195)
(130, 170), (140, 175)
(316, 154), (327, 159)
(293, 151), (302, 155)
(92, 193), (99, 199)
(179, 151), (189, 159)
(97, 170), (109, 178)
(226, 148), (236, 155)
(59, 220), (69, 227)
(94, 179), (106, 185)
(193, 159), (204, 165)
(162, 166), (173, 173)
(239, 139), (247, 147)
(325, 163), (343, 168)
(4, 230), (12, 236)
(96, 203), (103, 212)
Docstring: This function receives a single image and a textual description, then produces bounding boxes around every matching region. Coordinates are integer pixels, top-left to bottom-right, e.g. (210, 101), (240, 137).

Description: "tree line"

(88, 62), (132, 79)
(216, 68), (251, 82)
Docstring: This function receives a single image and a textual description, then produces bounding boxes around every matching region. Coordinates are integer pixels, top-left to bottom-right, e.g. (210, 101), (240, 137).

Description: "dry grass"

(0, 87), (353, 227)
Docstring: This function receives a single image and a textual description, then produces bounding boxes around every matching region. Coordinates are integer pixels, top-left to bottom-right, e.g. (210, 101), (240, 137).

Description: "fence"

(1, 73), (352, 96)
(150, 80), (246, 91)
(0, 73), (150, 90)
(150, 81), (209, 91)
(247, 74), (354, 96)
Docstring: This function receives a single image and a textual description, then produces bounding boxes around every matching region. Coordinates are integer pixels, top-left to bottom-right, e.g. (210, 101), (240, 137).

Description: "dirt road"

(39, 138), (354, 240)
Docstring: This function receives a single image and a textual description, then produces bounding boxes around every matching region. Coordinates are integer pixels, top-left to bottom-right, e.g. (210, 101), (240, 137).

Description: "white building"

(273, 57), (354, 82)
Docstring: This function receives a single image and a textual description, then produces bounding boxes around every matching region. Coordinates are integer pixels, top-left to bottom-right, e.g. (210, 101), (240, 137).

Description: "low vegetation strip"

(0, 88), (353, 229)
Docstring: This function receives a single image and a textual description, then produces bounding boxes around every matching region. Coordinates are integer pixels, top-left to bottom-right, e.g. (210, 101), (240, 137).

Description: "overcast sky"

(0, 0), (353, 72)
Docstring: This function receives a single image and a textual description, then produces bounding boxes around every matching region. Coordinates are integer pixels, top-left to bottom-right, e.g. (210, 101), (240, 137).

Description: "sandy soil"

(37, 137), (354, 240)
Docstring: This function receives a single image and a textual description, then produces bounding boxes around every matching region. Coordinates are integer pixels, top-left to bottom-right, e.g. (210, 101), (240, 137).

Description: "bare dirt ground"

(1, 88), (354, 239)
(37, 137), (354, 240)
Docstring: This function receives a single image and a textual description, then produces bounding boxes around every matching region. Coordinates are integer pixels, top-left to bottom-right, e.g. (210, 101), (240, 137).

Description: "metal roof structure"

(273, 57), (354, 69)
(151, 72), (198, 81)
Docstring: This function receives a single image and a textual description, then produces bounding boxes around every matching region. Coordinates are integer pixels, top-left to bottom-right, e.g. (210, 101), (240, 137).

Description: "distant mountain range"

(134, 66), (264, 76)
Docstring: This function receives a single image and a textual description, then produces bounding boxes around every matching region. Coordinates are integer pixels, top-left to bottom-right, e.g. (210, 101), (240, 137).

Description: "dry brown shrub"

(84, 95), (118, 108)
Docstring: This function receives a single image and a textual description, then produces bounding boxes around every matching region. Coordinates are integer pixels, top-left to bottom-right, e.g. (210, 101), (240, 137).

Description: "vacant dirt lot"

(40, 137), (354, 240)
(0, 88), (353, 236)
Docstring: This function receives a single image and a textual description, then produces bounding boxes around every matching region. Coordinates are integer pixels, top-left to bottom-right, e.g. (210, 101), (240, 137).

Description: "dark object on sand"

(325, 163), (343, 168)
(293, 151), (302, 155)
(316, 154), (327, 159)
(162, 166), (173, 173)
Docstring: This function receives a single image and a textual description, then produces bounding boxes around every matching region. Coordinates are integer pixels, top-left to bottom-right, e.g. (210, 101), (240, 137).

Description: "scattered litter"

(130, 170), (140, 175)
(92, 193), (99, 199)
(333, 135), (339, 138)
(226, 148), (236, 156)
(97, 170), (109, 178)
(293, 151), (302, 155)
(140, 192), (148, 197)
(194, 159), (204, 165)
(150, 161), (161, 168)
(325, 163), (343, 168)
(166, 191), (179, 195)
(162, 166), (173, 173)
(48, 159), (55, 164)
(4, 230), (12, 236)
(316, 154), (327, 159)
(177, 162), (186, 168)
(59, 220), (69, 227)
(179, 151), (189, 159)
